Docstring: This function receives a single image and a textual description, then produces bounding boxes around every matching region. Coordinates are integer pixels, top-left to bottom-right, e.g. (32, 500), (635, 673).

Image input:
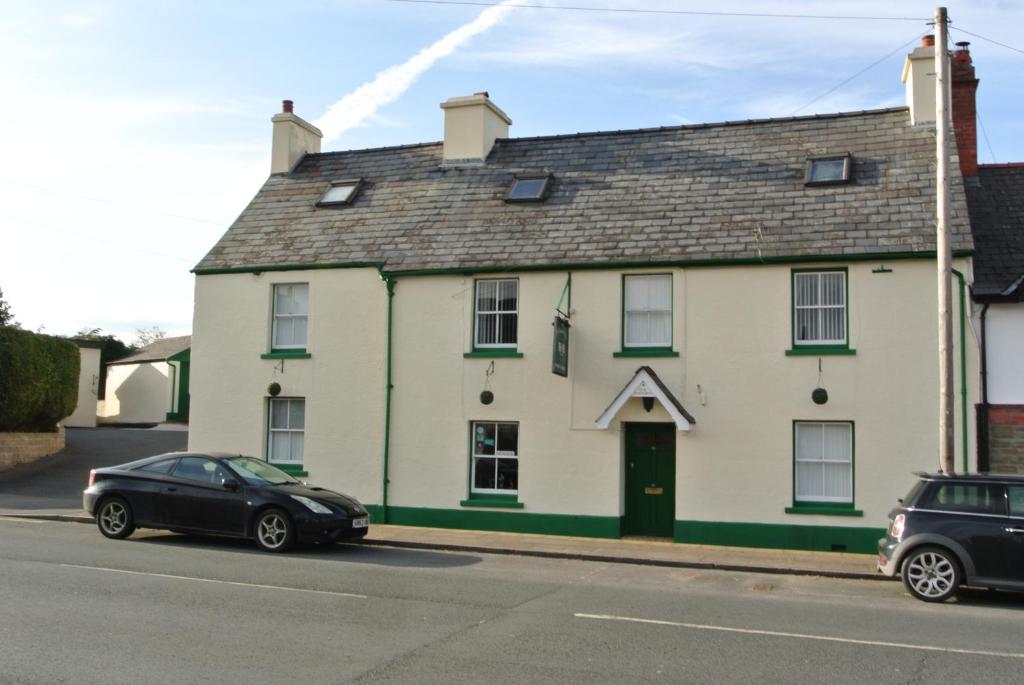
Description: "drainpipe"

(379, 270), (396, 523)
(952, 269), (968, 473)
(978, 303), (990, 471)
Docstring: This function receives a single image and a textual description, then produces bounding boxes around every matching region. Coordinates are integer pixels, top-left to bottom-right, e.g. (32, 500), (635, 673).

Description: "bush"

(0, 328), (80, 432)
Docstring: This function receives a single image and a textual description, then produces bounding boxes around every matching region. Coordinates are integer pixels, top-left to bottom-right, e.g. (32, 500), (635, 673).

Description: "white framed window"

(471, 421), (518, 495)
(474, 279), (518, 348)
(624, 274), (672, 348)
(268, 398), (305, 464)
(793, 271), (846, 346)
(272, 283), (309, 350)
(795, 421), (852, 504)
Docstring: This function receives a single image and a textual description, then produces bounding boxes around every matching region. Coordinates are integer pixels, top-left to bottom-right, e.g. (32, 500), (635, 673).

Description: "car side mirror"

(222, 479), (240, 491)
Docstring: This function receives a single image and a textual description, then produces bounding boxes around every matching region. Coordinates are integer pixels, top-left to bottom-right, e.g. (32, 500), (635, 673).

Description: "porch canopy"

(595, 366), (695, 432)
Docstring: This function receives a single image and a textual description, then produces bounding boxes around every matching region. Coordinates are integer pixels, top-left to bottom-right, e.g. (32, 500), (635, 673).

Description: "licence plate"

(351, 517), (369, 529)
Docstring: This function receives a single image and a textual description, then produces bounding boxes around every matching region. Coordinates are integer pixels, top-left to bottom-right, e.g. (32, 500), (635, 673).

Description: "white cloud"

(314, 0), (516, 143)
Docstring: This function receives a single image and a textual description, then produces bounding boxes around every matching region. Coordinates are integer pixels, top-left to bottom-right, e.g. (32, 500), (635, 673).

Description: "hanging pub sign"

(552, 315), (570, 377)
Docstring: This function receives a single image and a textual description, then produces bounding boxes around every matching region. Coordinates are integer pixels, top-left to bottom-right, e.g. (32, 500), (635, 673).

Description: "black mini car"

(878, 472), (1024, 601)
(83, 452), (369, 552)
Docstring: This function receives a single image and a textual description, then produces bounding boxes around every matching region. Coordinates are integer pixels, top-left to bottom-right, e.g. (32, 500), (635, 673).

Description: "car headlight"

(291, 495), (333, 514)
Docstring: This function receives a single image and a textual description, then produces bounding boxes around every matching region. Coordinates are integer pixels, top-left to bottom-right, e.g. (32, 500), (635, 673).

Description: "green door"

(624, 423), (676, 537)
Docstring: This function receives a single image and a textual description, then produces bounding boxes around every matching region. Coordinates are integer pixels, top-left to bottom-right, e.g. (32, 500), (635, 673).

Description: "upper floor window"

(475, 279), (518, 348)
(272, 283), (308, 350)
(793, 270), (846, 346)
(623, 274), (672, 348)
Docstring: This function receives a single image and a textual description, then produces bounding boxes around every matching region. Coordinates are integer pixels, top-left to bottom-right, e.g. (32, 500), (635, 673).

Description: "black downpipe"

(977, 303), (990, 472)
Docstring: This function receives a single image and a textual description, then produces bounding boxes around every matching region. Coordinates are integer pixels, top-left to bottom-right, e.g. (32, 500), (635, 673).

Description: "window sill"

(613, 348), (680, 358)
(464, 349), (524, 359)
(272, 463), (309, 477)
(785, 347), (856, 357)
(460, 497), (524, 509)
(261, 350), (311, 359)
(785, 505), (863, 517)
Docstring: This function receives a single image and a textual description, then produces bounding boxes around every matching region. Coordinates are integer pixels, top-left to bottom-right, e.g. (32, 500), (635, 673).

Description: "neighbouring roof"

(965, 164), (1024, 300)
(108, 335), (191, 366)
(195, 107), (973, 275)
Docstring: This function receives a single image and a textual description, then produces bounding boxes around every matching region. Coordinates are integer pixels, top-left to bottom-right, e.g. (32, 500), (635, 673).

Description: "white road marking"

(574, 613), (1024, 660)
(61, 563), (367, 599)
(0, 517), (51, 524)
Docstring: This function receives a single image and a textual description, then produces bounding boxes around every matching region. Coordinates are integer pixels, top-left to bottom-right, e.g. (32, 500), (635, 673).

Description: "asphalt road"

(0, 427), (186, 511)
(1, 518), (1023, 685)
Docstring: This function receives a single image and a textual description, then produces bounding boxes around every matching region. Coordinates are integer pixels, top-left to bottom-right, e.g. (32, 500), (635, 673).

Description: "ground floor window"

(794, 421), (852, 504)
(269, 398), (304, 464)
(471, 421), (518, 495)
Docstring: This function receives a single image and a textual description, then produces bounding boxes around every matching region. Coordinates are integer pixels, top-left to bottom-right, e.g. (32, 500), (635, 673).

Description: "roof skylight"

(317, 179), (363, 207)
(506, 175), (551, 203)
(805, 155), (852, 186)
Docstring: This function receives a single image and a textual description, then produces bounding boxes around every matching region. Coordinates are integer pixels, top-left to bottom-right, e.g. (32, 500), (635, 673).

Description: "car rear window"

(918, 483), (1006, 516)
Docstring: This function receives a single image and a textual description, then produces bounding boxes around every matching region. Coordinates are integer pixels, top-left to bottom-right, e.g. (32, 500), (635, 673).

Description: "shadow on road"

(130, 531), (483, 569)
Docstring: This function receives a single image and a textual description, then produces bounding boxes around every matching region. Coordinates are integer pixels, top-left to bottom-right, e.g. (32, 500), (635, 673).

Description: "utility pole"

(935, 6), (955, 474)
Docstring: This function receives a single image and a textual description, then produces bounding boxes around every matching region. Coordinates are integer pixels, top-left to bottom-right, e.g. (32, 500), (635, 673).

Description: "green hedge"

(0, 328), (80, 432)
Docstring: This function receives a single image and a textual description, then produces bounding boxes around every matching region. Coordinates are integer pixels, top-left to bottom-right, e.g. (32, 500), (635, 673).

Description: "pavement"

(0, 426), (882, 581)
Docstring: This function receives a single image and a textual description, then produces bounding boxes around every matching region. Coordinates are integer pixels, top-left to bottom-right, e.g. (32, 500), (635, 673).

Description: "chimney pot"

(270, 101), (322, 174)
(474, 91), (490, 98)
(922, 35), (935, 47)
(282, 99), (294, 114)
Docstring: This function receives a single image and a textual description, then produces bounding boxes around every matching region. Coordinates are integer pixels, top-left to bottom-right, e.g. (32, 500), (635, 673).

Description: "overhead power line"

(791, 32), (928, 115)
(2, 215), (196, 263)
(952, 26), (1024, 56)
(384, 0), (927, 21)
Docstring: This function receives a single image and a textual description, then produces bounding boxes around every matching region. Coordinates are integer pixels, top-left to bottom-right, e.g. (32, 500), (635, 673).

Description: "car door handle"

(1004, 527), (1024, 534)
(166, 487), (177, 492)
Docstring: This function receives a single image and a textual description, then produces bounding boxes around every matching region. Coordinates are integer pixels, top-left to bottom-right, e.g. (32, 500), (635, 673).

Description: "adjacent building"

(99, 336), (191, 425)
(189, 40), (980, 552)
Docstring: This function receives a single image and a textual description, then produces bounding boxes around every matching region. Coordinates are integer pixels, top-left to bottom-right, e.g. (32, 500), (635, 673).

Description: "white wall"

(986, 303), (1024, 404)
(99, 361), (171, 424)
(63, 347), (100, 428)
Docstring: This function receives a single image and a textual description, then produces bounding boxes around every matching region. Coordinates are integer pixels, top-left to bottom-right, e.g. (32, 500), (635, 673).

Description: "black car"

(83, 452), (369, 552)
(878, 472), (1024, 601)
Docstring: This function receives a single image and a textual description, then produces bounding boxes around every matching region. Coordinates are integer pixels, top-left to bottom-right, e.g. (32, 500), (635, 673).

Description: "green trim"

(261, 350), (311, 359)
(464, 349), (523, 358)
(791, 267), (850, 351)
(613, 349), (680, 358)
(363, 504), (623, 538)
(953, 269), (969, 472)
(793, 420), (856, 511)
(785, 347), (856, 356)
(194, 250), (975, 278)
(164, 412), (187, 422)
(272, 463), (308, 477)
(460, 497), (525, 509)
(674, 519), (883, 553)
(621, 272), (674, 352)
(166, 348), (191, 363)
(784, 506), (864, 517)
(380, 271), (396, 524)
(193, 261), (382, 275)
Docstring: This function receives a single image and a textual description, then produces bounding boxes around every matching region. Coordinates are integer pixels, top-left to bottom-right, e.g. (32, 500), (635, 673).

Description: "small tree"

(133, 326), (168, 348)
(0, 287), (18, 328)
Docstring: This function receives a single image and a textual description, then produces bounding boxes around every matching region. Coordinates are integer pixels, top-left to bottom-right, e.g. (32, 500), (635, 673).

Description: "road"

(1, 517), (1022, 684)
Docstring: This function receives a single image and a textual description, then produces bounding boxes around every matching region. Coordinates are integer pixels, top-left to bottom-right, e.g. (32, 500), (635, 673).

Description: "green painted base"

(273, 463), (309, 477)
(362, 504), (622, 538)
(674, 519), (884, 554)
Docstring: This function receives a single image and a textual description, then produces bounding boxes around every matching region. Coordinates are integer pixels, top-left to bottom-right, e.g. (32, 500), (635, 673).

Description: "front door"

(624, 423), (676, 537)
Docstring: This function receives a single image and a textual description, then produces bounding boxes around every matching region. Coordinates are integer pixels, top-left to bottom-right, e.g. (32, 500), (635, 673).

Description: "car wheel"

(254, 509), (294, 553)
(96, 497), (135, 540)
(901, 546), (961, 602)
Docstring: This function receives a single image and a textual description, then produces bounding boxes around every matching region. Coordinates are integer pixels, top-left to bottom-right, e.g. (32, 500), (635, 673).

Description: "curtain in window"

(625, 275), (672, 347)
(794, 272), (845, 344)
(273, 284), (309, 348)
(475, 280), (518, 346)
(269, 399), (305, 463)
(795, 422), (852, 502)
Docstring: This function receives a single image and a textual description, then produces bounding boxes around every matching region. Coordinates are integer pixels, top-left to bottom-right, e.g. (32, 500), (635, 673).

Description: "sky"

(1, 0), (1021, 343)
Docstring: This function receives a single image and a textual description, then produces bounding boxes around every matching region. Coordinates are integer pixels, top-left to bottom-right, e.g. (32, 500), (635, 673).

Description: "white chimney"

(902, 35), (938, 126)
(440, 92), (512, 162)
(271, 100), (323, 174)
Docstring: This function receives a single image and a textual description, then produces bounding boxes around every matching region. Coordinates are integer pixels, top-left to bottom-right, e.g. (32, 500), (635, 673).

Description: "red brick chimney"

(951, 41), (979, 177)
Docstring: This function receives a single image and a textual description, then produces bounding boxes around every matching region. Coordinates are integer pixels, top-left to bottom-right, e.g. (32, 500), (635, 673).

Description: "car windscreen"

(226, 457), (298, 485)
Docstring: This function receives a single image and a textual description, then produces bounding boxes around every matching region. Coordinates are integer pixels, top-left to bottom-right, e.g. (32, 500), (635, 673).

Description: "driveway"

(0, 427), (186, 512)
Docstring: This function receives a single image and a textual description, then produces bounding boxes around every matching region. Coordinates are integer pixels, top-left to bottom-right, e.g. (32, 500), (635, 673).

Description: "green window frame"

(787, 420), (862, 516)
(468, 278), (521, 356)
(615, 273), (679, 358)
(788, 268), (854, 356)
(468, 421), (519, 497)
(270, 283), (309, 352)
(267, 397), (305, 468)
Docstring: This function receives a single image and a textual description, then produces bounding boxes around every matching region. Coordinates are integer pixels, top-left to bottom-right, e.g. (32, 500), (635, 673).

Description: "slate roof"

(195, 107), (973, 274)
(109, 336), (191, 366)
(964, 164), (1024, 299)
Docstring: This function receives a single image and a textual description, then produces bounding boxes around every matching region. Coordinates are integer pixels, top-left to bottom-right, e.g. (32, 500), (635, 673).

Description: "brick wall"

(989, 405), (1024, 474)
(0, 429), (65, 472)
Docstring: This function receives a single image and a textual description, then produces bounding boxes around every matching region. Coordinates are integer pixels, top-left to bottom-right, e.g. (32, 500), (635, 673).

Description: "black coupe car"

(83, 452), (369, 552)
